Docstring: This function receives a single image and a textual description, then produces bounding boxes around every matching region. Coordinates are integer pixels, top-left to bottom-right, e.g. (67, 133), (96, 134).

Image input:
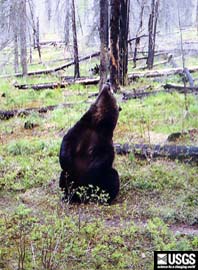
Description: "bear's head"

(89, 83), (120, 134)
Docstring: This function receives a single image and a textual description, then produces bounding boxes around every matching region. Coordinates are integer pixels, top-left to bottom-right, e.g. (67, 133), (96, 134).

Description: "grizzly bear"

(59, 83), (120, 203)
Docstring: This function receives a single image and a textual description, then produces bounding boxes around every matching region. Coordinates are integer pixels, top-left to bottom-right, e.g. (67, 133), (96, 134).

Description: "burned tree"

(109, 0), (120, 92)
(119, 0), (130, 86)
(19, 0), (28, 75)
(99, 0), (109, 91)
(36, 17), (42, 63)
(71, 0), (80, 78)
(64, 0), (70, 47)
(28, 0), (41, 62)
(10, 0), (19, 73)
(133, 0), (145, 68)
(147, 0), (160, 70)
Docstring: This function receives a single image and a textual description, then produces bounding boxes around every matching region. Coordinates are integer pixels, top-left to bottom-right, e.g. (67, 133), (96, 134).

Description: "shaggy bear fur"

(59, 84), (120, 203)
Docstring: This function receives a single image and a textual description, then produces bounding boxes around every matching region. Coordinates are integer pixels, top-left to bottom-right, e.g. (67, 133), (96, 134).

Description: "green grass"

(0, 54), (198, 269)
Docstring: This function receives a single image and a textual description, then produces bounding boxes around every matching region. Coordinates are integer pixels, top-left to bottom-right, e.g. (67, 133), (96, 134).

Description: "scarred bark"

(109, 0), (120, 92)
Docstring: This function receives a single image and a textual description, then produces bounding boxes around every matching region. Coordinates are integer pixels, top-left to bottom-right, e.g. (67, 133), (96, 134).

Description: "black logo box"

(154, 251), (198, 270)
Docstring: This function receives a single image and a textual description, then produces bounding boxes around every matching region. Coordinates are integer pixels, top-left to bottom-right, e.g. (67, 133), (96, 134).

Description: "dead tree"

(71, 0), (80, 78)
(11, 1), (19, 73)
(119, 0), (130, 86)
(28, 0), (41, 61)
(147, 0), (160, 70)
(14, 33), (19, 73)
(109, 0), (120, 92)
(19, 0), (28, 75)
(99, 0), (109, 91)
(36, 17), (42, 63)
(64, 0), (70, 47)
(133, 0), (145, 68)
(115, 143), (198, 162)
(177, 5), (188, 112)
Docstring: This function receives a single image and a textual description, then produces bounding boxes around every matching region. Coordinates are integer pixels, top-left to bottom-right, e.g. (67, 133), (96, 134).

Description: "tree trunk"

(19, 0), (28, 76)
(196, 0), (198, 35)
(14, 33), (19, 73)
(36, 17), (42, 63)
(133, 2), (145, 68)
(11, 1), (19, 73)
(64, 0), (70, 47)
(119, 0), (130, 86)
(99, 0), (109, 91)
(109, 0), (120, 92)
(147, 0), (160, 70)
(71, 0), (80, 78)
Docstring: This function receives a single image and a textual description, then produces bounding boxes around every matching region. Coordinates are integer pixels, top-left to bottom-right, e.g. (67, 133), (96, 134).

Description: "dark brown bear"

(59, 84), (120, 203)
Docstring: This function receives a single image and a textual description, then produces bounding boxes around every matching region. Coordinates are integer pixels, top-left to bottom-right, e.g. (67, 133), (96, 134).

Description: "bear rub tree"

(59, 83), (120, 203)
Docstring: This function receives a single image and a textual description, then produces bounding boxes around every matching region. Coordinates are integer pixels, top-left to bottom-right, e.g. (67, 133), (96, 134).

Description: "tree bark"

(147, 0), (160, 70)
(64, 0), (70, 47)
(71, 0), (80, 78)
(119, 0), (130, 86)
(36, 17), (42, 63)
(11, 0), (19, 73)
(14, 32), (19, 74)
(115, 143), (198, 162)
(19, 0), (28, 76)
(99, 0), (109, 91)
(109, 0), (120, 92)
(196, 0), (198, 35)
(183, 67), (194, 87)
(133, 1), (145, 68)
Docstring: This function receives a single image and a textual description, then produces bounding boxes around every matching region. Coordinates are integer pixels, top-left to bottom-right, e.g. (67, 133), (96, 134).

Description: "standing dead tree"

(177, 4), (189, 113)
(28, 0), (42, 63)
(147, 0), (160, 70)
(119, 0), (130, 86)
(133, 0), (145, 68)
(10, 0), (20, 73)
(64, 0), (70, 47)
(71, 0), (80, 78)
(109, 0), (120, 92)
(19, 0), (28, 76)
(99, 0), (109, 91)
(36, 17), (42, 63)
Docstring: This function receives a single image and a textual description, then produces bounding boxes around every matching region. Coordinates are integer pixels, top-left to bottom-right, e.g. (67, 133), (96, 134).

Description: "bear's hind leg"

(101, 168), (120, 203)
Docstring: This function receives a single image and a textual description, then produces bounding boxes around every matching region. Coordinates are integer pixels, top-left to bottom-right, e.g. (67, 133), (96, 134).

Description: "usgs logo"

(154, 251), (198, 270)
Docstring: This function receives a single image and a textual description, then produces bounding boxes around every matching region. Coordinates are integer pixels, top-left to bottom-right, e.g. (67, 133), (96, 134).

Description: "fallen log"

(0, 102), (85, 120)
(39, 40), (64, 46)
(0, 52), (100, 78)
(163, 84), (198, 94)
(14, 77), (100, 90)
(128, 66), (198, 81)
(74, 78), (100, 85)
(15, 82), (69, 90)
(134, 54), (173, 70)
(122, 90), (164, 100)
(128, 52), (168, 62)
(127, 34), (148, 43)
(183, 68), (194, 87)
(115, 143), (198, 162)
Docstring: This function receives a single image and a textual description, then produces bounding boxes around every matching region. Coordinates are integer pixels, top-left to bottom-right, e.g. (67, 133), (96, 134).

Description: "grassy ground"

(0, 52), (198, 269)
